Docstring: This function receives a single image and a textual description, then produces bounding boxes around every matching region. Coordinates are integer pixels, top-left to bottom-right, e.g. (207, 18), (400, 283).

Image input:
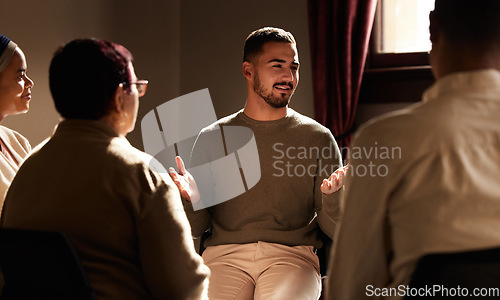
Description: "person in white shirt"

(0, 34), (33, 206)
(327, 0), (500, 299)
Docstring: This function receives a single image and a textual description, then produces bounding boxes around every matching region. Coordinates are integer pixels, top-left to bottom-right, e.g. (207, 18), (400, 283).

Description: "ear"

(112, 83), (126, 113)
(242, 61), (253, 80)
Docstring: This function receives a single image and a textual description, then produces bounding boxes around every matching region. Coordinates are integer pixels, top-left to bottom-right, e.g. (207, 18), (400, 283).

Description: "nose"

(25, 74), (34, 89)
(282, 67), (296, 82)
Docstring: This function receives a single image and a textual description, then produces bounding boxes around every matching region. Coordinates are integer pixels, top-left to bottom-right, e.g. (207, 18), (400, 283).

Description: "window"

(368, 0), (435, 69)
(377, 0), (434, 54)
(360, 0), (436, 105)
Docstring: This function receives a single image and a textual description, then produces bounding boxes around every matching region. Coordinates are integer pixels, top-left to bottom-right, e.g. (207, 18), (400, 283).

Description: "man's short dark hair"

(49, 38), (133, 120)
(243, 27), (296, 63)
(434, 0), (500, 48)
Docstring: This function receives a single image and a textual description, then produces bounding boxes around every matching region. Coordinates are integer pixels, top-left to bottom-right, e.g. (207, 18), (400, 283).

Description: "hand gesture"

(321, 164), (349, 194)
(169, 156), (201, 204)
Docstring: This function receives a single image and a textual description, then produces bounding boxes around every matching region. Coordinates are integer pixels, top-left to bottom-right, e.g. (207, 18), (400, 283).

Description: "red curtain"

(308, 0), (377, 160)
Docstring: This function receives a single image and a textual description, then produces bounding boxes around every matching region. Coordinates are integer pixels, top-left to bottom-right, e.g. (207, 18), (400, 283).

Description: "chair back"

(406, 247), (500, 299)
(0, 228), (96, 300)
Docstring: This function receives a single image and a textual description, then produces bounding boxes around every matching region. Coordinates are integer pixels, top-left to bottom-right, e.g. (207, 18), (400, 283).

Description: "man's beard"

(253, 71), (294, 108)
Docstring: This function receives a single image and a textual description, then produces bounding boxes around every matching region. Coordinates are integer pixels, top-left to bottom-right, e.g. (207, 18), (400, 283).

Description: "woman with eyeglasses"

(0, 34), (34, 205)
(0, 38), (209, 300)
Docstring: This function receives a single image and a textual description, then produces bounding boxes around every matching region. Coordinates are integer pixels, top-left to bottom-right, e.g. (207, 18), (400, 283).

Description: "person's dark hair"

(243, 27), (296, 63)
(49, 38), (133, 120)
(434, 0), (500, 48)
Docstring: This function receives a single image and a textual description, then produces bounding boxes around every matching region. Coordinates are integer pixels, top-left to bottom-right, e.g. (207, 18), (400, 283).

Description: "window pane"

(378, 0), (435, 54)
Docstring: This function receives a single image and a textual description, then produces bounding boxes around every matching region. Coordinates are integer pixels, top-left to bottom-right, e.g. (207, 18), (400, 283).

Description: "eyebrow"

(267, 59), (300, 66)
(16, 68), (26, 73)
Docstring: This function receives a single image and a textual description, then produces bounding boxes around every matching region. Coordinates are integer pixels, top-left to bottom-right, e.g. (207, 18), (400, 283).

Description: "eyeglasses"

(123, 80), (148, 97)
